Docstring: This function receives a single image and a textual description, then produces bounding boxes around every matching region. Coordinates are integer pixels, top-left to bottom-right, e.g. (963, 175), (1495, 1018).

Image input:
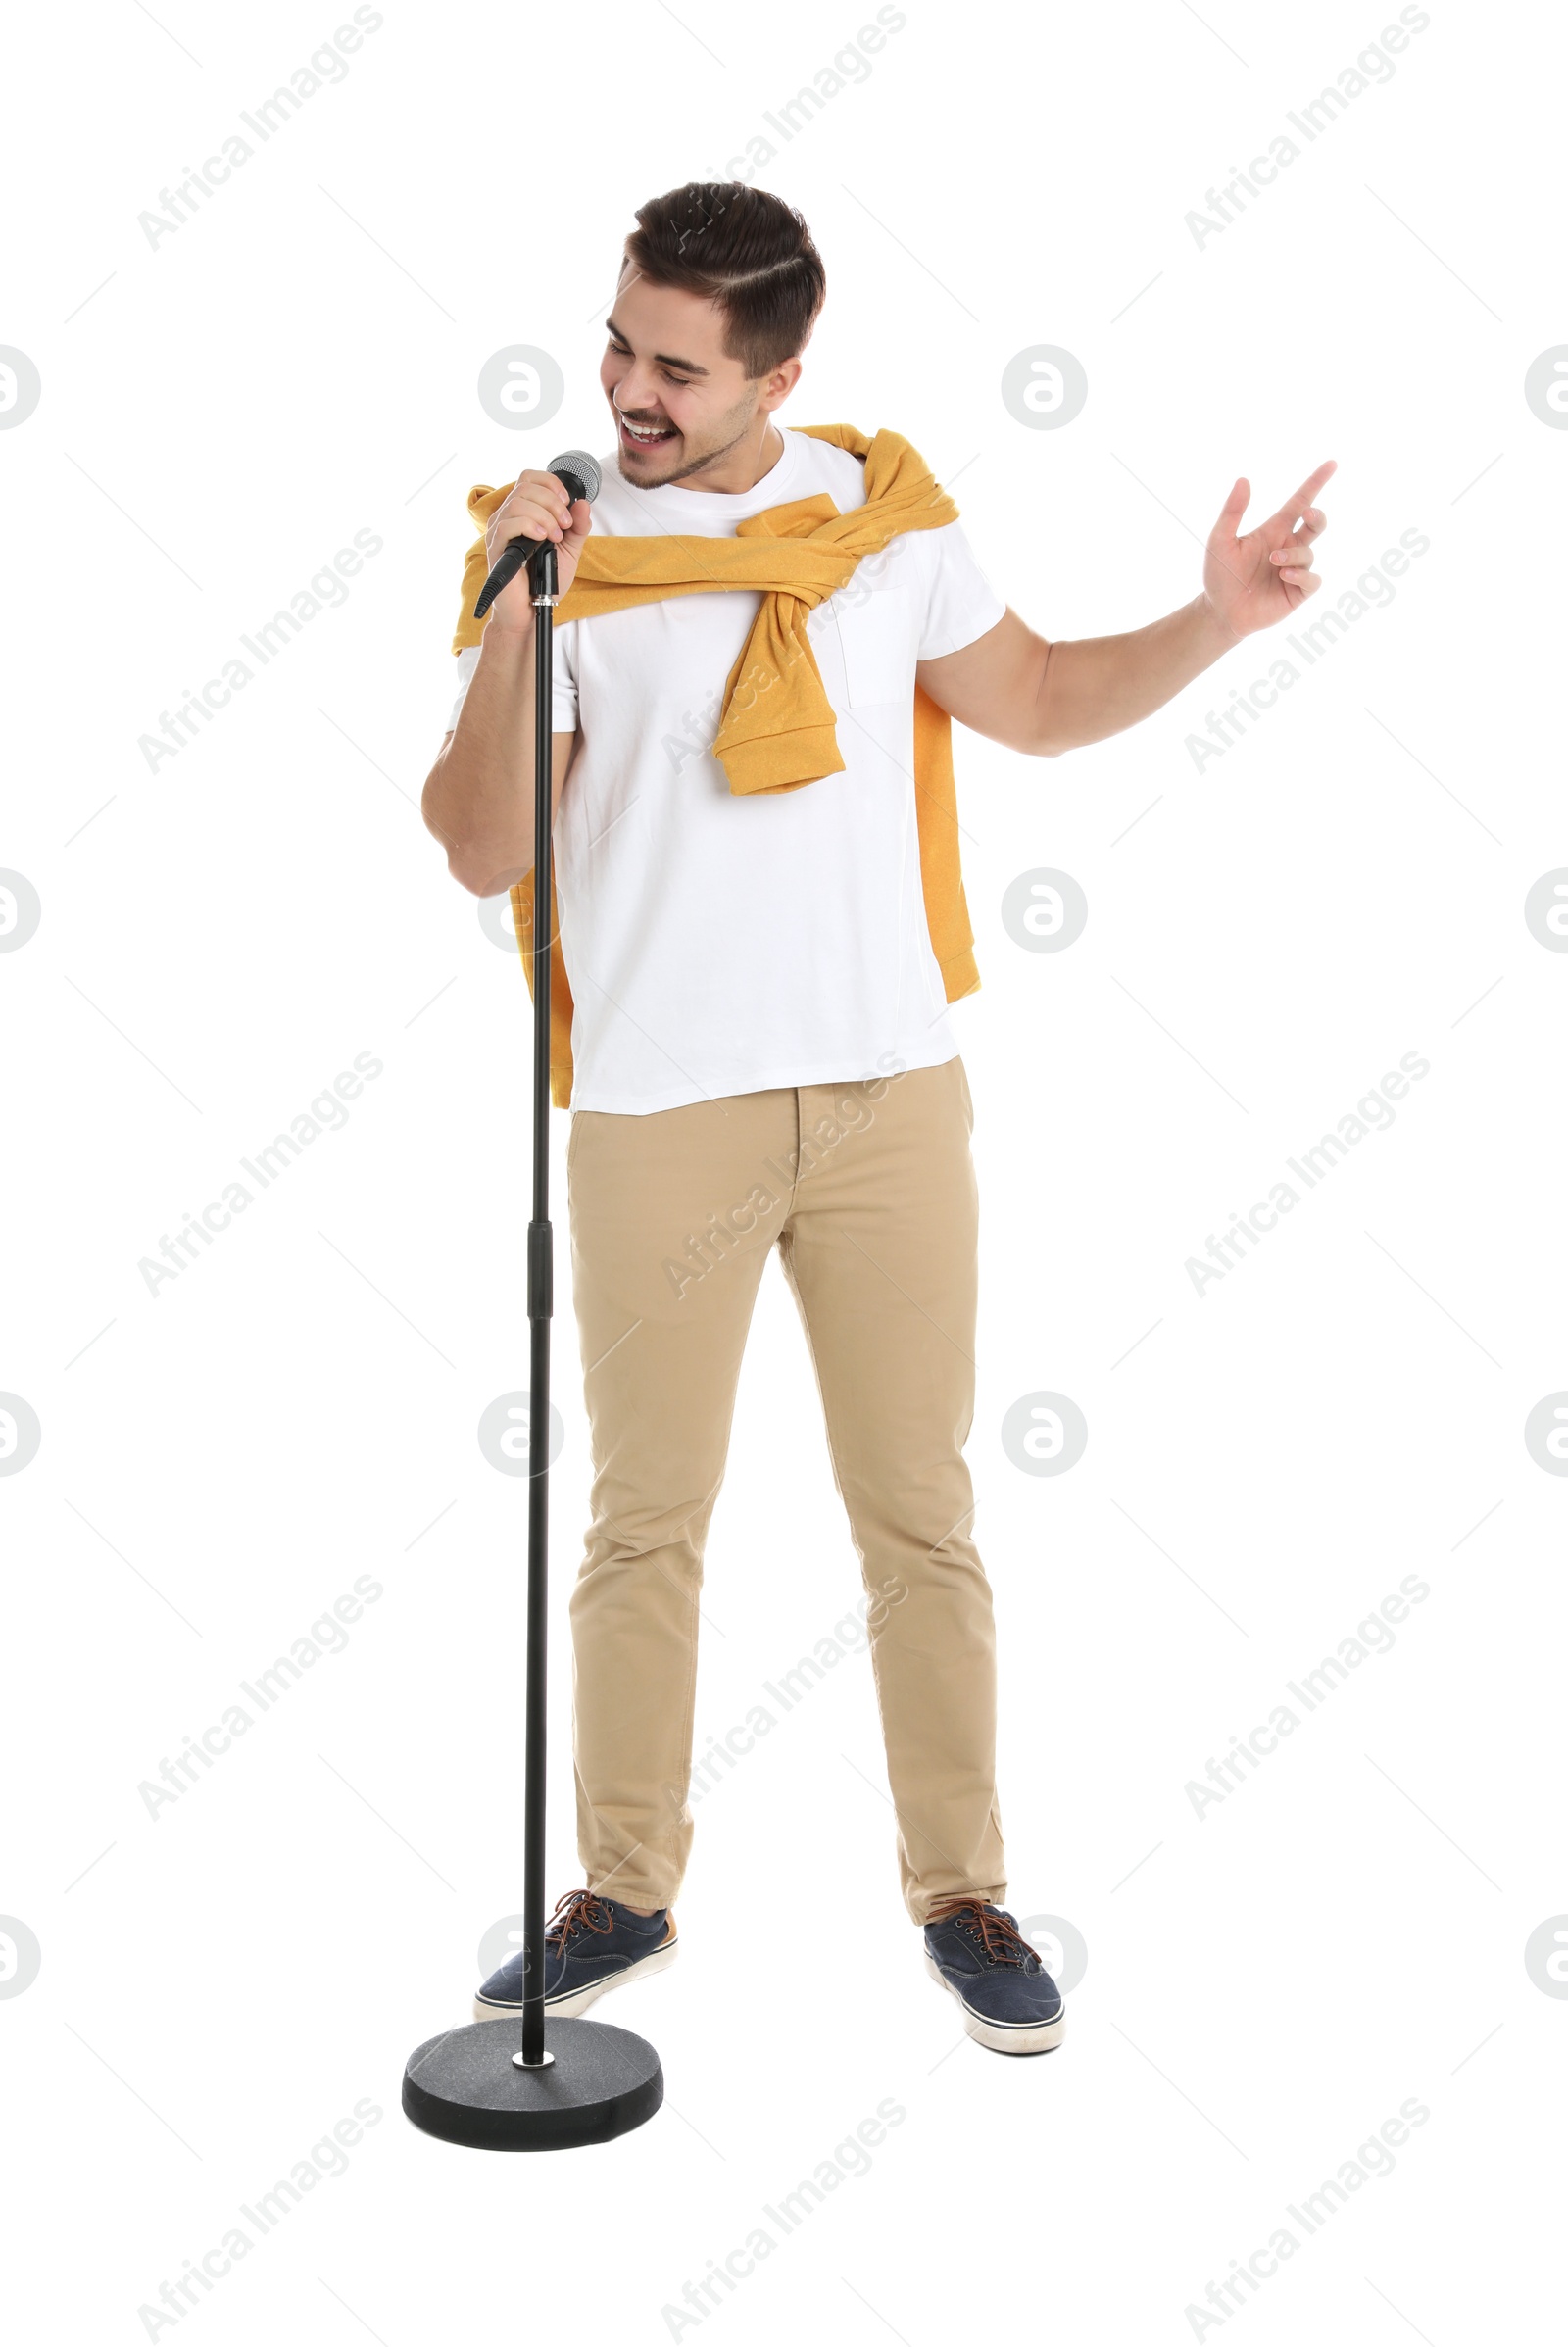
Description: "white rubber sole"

(473, 1930), (678, 2024)
(924, 1951), (1065, 2055)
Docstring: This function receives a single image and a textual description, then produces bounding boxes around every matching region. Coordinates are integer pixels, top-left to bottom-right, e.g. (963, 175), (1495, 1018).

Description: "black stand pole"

(520, 540), (558, 2074)
(401, 539), (664, 2151)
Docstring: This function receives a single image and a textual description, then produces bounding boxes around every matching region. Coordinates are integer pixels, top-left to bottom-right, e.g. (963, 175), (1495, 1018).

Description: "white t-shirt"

(447, 425), (1005, 1114)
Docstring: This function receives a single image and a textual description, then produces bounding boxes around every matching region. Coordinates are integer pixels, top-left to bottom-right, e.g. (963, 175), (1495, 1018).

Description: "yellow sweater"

(451, 424), (981, 1108)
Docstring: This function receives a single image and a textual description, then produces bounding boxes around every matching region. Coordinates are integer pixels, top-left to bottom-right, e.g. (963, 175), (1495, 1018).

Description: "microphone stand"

(402, 536), (664, 2151)
(520, 537), (559, 2075)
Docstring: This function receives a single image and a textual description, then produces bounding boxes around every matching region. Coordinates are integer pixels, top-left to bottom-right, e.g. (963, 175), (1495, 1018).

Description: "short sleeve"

(445, 630), (580, 734)
(917, 519), (1006, 661)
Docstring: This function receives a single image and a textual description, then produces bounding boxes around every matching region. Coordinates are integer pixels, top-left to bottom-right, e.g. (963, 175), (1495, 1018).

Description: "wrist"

(476, 608), (537, 653)
(1193, 591), (1241, 657)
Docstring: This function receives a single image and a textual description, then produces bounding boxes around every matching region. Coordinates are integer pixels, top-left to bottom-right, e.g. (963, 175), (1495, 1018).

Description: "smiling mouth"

(617, 413), (678, 450)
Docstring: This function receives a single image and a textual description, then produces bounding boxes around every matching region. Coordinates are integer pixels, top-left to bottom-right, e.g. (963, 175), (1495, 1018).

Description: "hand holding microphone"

(474, 450), (602, 629)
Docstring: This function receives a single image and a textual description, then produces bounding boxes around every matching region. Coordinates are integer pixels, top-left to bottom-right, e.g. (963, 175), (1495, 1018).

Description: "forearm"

(421, 620), (540, 895)
(1032, 593), (1237, 755)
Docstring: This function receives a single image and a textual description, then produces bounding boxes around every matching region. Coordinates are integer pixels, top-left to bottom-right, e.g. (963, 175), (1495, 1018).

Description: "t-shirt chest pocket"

(826, 579), (920, 709)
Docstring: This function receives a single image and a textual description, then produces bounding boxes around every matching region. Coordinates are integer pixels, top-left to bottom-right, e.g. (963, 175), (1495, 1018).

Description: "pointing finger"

(1270, 459), (1337, 530)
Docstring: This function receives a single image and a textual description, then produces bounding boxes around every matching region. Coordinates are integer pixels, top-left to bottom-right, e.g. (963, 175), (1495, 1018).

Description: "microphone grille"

(549, 448), (602, 504)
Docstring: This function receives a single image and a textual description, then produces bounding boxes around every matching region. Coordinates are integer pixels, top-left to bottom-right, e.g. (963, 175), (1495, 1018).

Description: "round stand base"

(402, 2017), (662, 2151)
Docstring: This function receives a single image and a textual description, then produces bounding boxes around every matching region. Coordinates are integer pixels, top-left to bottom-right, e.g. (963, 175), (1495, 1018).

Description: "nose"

(612, 360), (665, 416)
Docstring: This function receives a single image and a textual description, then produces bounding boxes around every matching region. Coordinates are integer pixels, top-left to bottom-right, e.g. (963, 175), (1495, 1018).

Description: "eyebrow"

(604, 317), (710, 376)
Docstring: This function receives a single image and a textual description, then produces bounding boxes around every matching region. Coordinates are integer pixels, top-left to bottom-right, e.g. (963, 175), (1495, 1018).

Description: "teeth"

(622, 418), (672, 440)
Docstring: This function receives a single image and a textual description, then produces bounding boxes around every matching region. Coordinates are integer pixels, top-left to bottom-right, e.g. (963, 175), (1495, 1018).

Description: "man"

(422, 181), (1331, 2058)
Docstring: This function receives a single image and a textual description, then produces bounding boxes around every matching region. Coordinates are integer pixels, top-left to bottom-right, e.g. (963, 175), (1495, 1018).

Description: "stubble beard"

(614, 388), (764, 491)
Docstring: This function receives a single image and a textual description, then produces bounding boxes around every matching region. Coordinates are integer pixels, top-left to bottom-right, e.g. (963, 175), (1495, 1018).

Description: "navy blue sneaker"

(473, 1887), (678, 2023)
(923, 1896), (1064, 2054)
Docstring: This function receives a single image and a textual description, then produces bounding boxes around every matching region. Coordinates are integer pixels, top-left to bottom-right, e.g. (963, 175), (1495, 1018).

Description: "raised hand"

(1201, 461), (1337, 643)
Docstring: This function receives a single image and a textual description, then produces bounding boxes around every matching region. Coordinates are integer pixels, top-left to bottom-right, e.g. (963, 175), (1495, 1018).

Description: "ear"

(759, 354), (804, 413)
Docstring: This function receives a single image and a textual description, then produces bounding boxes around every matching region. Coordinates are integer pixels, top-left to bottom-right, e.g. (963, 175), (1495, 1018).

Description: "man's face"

(599, 268), (789, 488)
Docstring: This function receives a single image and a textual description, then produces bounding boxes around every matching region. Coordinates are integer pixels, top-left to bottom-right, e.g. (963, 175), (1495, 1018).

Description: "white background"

(4, 0), (1565, 2338)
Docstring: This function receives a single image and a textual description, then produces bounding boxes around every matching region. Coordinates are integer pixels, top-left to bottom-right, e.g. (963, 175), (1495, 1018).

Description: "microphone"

(472, 449), (603, 618)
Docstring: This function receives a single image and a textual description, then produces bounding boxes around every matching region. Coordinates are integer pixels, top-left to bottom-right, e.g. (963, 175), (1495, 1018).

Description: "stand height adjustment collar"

(527, 1220), (553, 1319)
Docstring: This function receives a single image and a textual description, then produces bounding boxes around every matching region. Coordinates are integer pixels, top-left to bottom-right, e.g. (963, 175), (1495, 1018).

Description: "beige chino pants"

(564, 1054), (1006, 1927)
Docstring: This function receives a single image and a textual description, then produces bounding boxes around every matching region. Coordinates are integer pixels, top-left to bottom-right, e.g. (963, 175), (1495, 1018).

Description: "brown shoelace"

(925, 1895), (1034, 1966)
(544, 1887), (616, 1950)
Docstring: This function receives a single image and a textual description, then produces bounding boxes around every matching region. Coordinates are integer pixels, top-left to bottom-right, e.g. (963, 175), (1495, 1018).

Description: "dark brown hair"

(621, 182), (827, 380)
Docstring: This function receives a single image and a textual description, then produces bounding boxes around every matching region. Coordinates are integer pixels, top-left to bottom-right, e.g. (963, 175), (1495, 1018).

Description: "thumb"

(1213, 475), (1250, 537)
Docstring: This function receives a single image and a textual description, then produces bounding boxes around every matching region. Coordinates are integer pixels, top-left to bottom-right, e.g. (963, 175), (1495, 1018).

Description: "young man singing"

(422, 181), (1332, 2057)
